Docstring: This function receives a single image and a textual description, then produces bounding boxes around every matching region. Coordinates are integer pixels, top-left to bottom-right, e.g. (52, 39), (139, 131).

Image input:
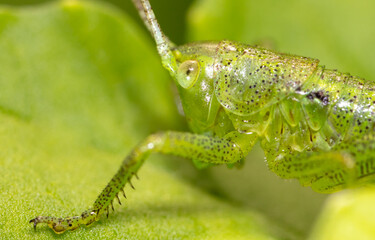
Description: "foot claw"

(29, 210), (99, 234)
(29, 216), (41, 231)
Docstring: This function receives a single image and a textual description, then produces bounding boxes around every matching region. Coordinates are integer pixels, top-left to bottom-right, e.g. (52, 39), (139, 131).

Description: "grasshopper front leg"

(30, 131), (257, 234)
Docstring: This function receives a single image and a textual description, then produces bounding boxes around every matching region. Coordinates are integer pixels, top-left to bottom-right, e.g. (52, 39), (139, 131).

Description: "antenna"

(132, 0), (177, 75)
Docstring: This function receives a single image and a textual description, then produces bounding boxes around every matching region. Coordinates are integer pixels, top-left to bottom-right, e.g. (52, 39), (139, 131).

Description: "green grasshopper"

(30, 0), (375, 234)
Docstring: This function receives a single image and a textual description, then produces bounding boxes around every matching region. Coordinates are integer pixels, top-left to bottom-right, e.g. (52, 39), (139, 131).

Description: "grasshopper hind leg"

(271, 133), (375, 193)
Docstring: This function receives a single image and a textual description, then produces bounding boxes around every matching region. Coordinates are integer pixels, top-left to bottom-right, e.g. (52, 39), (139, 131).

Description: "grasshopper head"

(170, 42), (221, 132)
(134, 0), (221, 133)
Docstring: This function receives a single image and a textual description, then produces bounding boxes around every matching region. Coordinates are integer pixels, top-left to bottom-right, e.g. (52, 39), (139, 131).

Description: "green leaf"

(187, 0), (375, 239)
(0, 1), (282, 239)
(309, 187), (375, 240)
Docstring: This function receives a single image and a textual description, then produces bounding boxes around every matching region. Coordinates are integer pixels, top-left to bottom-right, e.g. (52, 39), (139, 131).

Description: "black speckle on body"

(307, 90), (329, 105)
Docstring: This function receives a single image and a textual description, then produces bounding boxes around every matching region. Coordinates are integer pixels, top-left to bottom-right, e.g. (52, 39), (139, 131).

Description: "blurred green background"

(0, 0), (194, 44)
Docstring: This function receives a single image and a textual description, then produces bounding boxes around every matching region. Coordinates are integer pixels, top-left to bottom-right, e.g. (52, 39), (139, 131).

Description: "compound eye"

(176, 60), (200, 89)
